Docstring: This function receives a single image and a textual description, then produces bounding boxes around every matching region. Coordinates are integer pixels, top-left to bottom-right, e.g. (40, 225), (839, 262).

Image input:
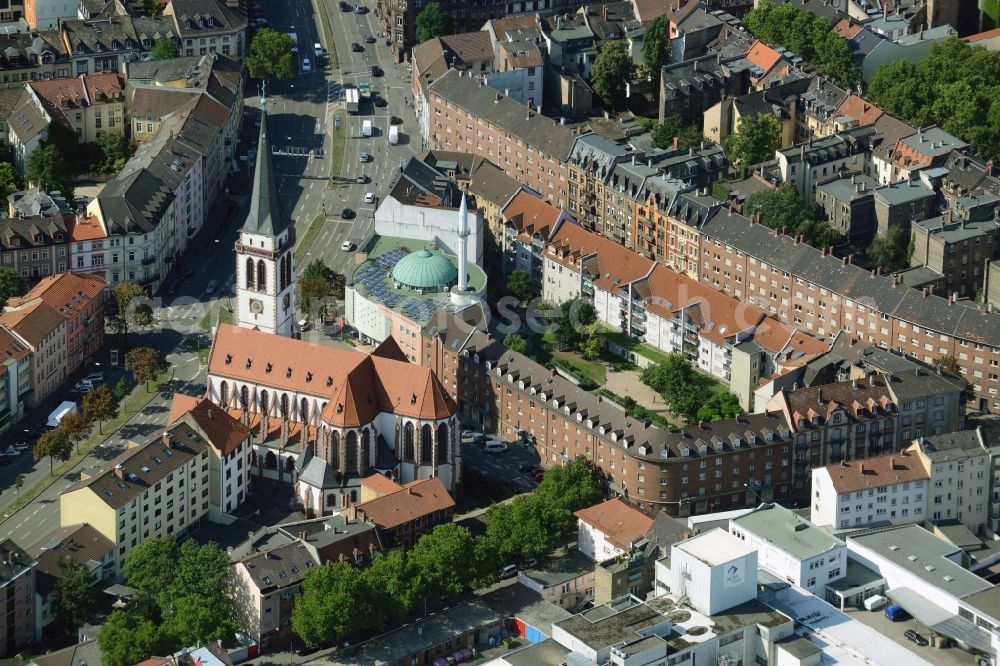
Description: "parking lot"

(461, 432), (543, 495)
(843, 605), (979, 666)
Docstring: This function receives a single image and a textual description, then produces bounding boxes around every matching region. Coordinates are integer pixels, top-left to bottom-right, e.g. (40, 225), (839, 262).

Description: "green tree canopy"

(651, 115), (705, 151)
(742, 1), (859, 85)
(0, 162), (21, 201)
(506, 269), (534, 302)
(868, 226), (909, 272)
(298, 259), (345, 315)
(409, 523), (480, 599)
(0, 267), (24, 310)
(55, 559), (98, 632)
(696, 392), (744, 422)
(83, 384), (119, 433)
(744, 182), (842, 249)
(868, 37), (1000, 163)
(150, 38), (178, 60)
(292, 562), (378, 649)
(95, 132), (132, 174)
(361, 550), (419, 621)
(590, 41), (634, 109)
(551, 298), (598, 351)
(34, 427), (72, 474)
(58, 411), (92, 454)
(725, 114), (780, 174)
(641, 353), (705, 421)
(504, 333), (528, 354)
(123, 535), (178, 609)
(246, 28), (295, 81)
(99, 611), (167, 666)
(27, 144), (73, 199)
(415, 2), (457, 42)
(107, 281), (146, 344)
(642, 15), (670, 96)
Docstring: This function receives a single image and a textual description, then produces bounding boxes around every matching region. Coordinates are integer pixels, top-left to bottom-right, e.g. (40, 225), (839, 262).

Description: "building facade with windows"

(58, 423), (212, 574)
(0, 301), (66, 405)
(0, 211), (69, 282)
(0, 541), (35, 658)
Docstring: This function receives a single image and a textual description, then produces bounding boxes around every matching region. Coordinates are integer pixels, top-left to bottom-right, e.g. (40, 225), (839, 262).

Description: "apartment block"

(815, 173), (878, 245)
(59, 423), (212, 574)
(0, 329), (31, 433)
(21, 72), (125, 143)
(0, 301), (67, 405)
(575, 498), (653, 563)
(349, 476), (455, 549)
(775, 126), (873, 199)
(0, 193), (70, 280)
(7, 271), (105, 375)
(0, 541), (34, 657)
(910, 214), (999, 299)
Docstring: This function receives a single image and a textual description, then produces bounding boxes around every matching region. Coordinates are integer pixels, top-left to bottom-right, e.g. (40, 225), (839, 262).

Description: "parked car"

(354, 4), (367, 12)
(884, 604), (910, 621)
(363, 192), (375, 204)
(484, 440), (507, 453)
(351, 42), (363, 52)
(341, 208), (353, 220)
(251, 17), (268, 27)
(82, 372), (104, 383)
(11, 443), (29, 453)
(339, 0), (350, 9)
(341, 241), (356, 251)
(904, 629), (928, 646)
(499, 564), (517, 579)
(462, 429), (479, 439)
(373, 95), (387, 108)
(534, 470), (545, 482)
(390, 115), (402, 125)
(517, 462), (535, 473)
(313, 42), (325, 56)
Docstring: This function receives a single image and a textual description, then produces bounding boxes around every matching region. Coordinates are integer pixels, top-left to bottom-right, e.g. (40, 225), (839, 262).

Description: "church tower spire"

(235, 108), (297, 336)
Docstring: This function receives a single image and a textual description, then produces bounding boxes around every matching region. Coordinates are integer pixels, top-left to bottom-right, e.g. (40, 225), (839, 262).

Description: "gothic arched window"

(331, 430), (341, 470)
(436, 422), (449, 464)
(264, 450), (277, 469)
(257, 259), (266, 291)
(300, 398), (309, 424)
(420, 424), (433, 464)
(240, 385), (249, 409)
(280, 393), (289, 418)
(404, 422), (415, 461)
(245, 258), (254, 289)
(219, 381), (228, 406)
(361, 428), (371, 471)
(259, 389), (269, 415)
(345, 430), (358, 474)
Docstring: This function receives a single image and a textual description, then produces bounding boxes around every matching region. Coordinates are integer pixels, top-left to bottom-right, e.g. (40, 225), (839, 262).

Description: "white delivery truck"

(47, 401), (78, 429)
(388, 124), (399, 145)
(362, 119), (373, 137)
(288, 32), (298, 53)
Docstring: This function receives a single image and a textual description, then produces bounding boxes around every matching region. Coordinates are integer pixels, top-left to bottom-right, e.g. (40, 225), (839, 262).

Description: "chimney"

(672, 136), (679, 150)
(842, 255), (848, 265)
(890, 456), (895, 469)
(847, 255), (852, 264)
(163, 430), (172, 447)
(114, 463), (124, 479)
(407, 486), (414, 495)
(603, 3), (608, 20)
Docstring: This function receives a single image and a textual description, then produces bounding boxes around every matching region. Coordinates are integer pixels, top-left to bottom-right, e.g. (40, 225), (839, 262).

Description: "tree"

(107, 282), (145, 345)
(58, 411), (92, 455)
(0, 162), (20, 201)
(725, 114), (780, 174)
(83, 384), (119, 434)
(133, 303), (154, 330)
(0, 267), (23, 310)
(14, 474), (23, 499)
(55, 559), (98, 632)
(506, 269), (534, 303)
(641, 354), (705, 421)
(868, 226), (908, 272)
(298, 259), (345, 315)
(485, 494), (553, 562)
(98, 611), (165, 666)
(361, 551), (419, 621)
(642, 15), (670, 96)
(165, 594), (237, 648)
(935, 355), (962, 375)
(651, 115), (704, 151)
(140, 0), (160, 16)
(246, 28), (295, 81)
(551, 298), (598, 352)
(415, 2), (457, 43)
(744, 183), (841, 249)
(535, 457), (603, 516)
(292, 562), (377, 649)
(504, 333), (528, 354)
(125, 347), (166, 391)
(409, 524), (479, 600)
(580, 325), (606, 360)
(35, 428), (72, 474)
(123, 535), (177, 609)
(114, 376), (132, 402)
(27, 144), (71, 196)
(94, 132), (132, 174)
(150, 38), (178, 60)
(696, 392), (744, 422)
(590, 41), (634, 109)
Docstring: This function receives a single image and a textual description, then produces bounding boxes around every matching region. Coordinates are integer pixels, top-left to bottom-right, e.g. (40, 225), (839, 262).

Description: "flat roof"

(674, 528), (756, 567)
(733, 503), (843, 560)
(520, 549), (595, 588)
(501, 639), (570, 666)
(849, 525), (991, 598)
(825, 559), (885, 593)
(960, 586), (1000, 622)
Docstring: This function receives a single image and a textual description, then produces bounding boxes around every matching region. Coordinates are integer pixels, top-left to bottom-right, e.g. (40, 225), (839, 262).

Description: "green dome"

(391, 249), (458, 290)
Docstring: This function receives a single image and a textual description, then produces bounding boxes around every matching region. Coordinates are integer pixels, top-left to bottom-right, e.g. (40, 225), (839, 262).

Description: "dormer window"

(126, 39), (135, 48)
(111, 40), (121, 50)
(77, 43), (86, 53)
(198, 18), (205, 28)
(42, 53), (53, 64)
(142, 39), (151, 48)
(184, 19), (193, 29)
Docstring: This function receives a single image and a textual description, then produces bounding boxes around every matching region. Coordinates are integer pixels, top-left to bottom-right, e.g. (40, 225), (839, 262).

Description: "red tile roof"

(746, 40), (783, 73)
(502, 190), (563, 243)
(575, 498), (654, 552)
(355, 477), (454, 529)
(835, 94), (884, 127)
(68, 214), (107, 242)
(546, 221), (654, 291)
(820, 450), (928, 494)
(169, 395), (251, 456)
(0, 300), (66, 347)
(209, 324), (456, 427)
(963, 27), (1000, 41)
(361, 473), (403, 496)
(7, 272), (105, 316)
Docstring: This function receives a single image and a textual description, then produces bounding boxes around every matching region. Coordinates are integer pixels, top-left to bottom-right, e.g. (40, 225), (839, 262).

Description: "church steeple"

(244, 108), (289, 238)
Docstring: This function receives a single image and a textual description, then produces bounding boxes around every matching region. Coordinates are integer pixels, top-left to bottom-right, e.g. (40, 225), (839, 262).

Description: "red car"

(534, 470), (544, 482)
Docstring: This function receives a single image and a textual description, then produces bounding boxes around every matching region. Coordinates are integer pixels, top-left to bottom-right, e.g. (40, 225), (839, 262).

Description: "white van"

(863, 595), (887, 611)
(362, 119), (373, 137)
(484, 440), (507, 453)
(388, 124), (399, 145)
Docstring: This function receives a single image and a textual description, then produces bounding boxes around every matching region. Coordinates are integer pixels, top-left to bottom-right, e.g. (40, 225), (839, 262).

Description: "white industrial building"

(665, 529), (758, 616)
(731, 503), (847, 597)
(373, 156), (483, 266)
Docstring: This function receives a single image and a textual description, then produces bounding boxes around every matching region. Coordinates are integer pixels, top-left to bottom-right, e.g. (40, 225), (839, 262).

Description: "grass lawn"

(327, 109), (346, 188)
(313, 0), (339, 69)
(606, 330), (673, 366)
(199, 303), (235, 332)
(552, 351), (606, 387)
(296, 213), (326, 263)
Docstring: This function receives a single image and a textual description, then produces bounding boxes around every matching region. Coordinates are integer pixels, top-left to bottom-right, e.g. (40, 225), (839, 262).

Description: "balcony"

(140, 256), (156, 266)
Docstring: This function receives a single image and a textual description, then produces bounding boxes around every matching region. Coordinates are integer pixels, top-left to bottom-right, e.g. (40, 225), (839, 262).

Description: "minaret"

(450, 192), (475, 307)
(457, 193), (469, 291)
(235, 99), (297, 336)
